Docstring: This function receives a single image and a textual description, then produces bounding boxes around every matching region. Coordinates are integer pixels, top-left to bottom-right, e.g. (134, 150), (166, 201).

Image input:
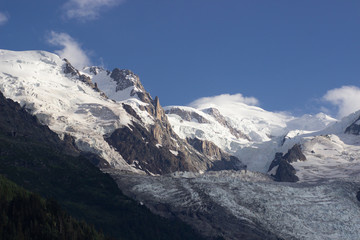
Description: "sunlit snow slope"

(0, 49), (222, 174)
(165, 102), (337, 173)
(0, 50), (139, 171)
(281, 110), (360, 182)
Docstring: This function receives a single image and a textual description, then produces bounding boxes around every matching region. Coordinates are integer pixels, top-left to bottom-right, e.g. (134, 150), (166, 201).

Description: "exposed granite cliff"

(105, 69), (245, 174)
(186, 137), (245, 171)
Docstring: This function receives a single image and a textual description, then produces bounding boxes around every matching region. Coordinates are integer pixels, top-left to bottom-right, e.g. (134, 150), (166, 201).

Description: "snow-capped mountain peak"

(0, 49), (245, 175)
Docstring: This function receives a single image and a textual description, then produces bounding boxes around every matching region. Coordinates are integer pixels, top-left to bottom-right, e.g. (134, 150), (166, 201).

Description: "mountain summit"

(0, 49), (244, 174)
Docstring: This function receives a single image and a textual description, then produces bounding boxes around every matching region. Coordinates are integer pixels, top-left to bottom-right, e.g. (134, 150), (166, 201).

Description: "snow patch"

(169, 150), (178, 156)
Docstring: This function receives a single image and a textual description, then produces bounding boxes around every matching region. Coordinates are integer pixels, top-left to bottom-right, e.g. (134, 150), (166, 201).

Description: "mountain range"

(1, 49), (360, 239)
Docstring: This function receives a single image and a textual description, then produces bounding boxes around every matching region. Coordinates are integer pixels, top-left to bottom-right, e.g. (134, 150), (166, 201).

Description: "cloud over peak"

(0, 12), (9, 25)
(323, 85), (360, 118)
(63, 0), (125, 21)
(47, 31), (91, 69)
(189, 93), (259, 109)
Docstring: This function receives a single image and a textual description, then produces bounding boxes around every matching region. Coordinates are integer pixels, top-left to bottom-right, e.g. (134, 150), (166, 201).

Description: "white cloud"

(47, 31), (91, 69)
(323, 86), (360, 118)
(189, 93), (259, 109)
(63, 0), (125, 21)
(0, 12), (9, 25)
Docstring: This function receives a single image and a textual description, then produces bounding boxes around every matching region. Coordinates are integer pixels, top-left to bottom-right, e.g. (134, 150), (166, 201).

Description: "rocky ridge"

(0, 50), (244, 175)
(87, 66), (246, 174)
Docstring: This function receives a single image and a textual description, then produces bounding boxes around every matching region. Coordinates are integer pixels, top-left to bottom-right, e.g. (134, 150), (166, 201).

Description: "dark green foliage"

(0, 175), (109, 240)
(0, 133), (204, 239)
(0, 91), (204, 239)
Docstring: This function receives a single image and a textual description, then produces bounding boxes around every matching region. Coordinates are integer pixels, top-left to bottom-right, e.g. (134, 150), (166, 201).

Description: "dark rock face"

(88, 66), (110, 75)
(107, 68), (247, 173)
(268, 144), (306, 182)
(122, 103), (142, 121)
(108, 68), (219, 173)
(109, 68), (173, 146)
(187, 137), (245, 171)
(80, 152), (111, 169)
(209, 156), (245, 171)
(272, 160), (299, 182)
(110, 68), (140, 92)
(268, 153), (284, 173)
(105, 122), (189, 174)
(283, 144), (306, 163)
(187, 137), (222, 159)
(63, 59), (79, 76)
(356, 190), (360, 202)
(345, 116), (360, 135)
(63, 59), (105, 96)
(0, 91), (79, 157)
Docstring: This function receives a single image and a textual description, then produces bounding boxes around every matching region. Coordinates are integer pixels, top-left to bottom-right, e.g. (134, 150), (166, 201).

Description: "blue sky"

(0, 0), (359, 118)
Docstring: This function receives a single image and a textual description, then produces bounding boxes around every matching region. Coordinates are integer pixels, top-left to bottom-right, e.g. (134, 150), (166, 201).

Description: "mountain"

(165, 103), (336, 173)
(165, 97), (360, 183)
(1, 49), (360, 239)
(0, 49), (244, 175)
(0, 88), (206, 239)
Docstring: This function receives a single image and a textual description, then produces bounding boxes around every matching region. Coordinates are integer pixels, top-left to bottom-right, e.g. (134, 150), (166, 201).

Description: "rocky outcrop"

(110, 68), (141, 92)
(108, 69), (223, 173)
(345, 116), (360, 135)
(271, 159), (299, 182)
(268, 144), (306, 182)
(187, 137), (245, 171)
(110, 68), (174, 145)
(187, 137), (222, 159)
(122, 103), (142, 121)
(105, 68), (248, 173)
(88, 66), (110, 75)
(63, 59), (105, 96)
(356, 189), (360, 202)
(165, 108), (210, 123)
(105, 121), (191, 174)
(283, 144), (306, 163)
